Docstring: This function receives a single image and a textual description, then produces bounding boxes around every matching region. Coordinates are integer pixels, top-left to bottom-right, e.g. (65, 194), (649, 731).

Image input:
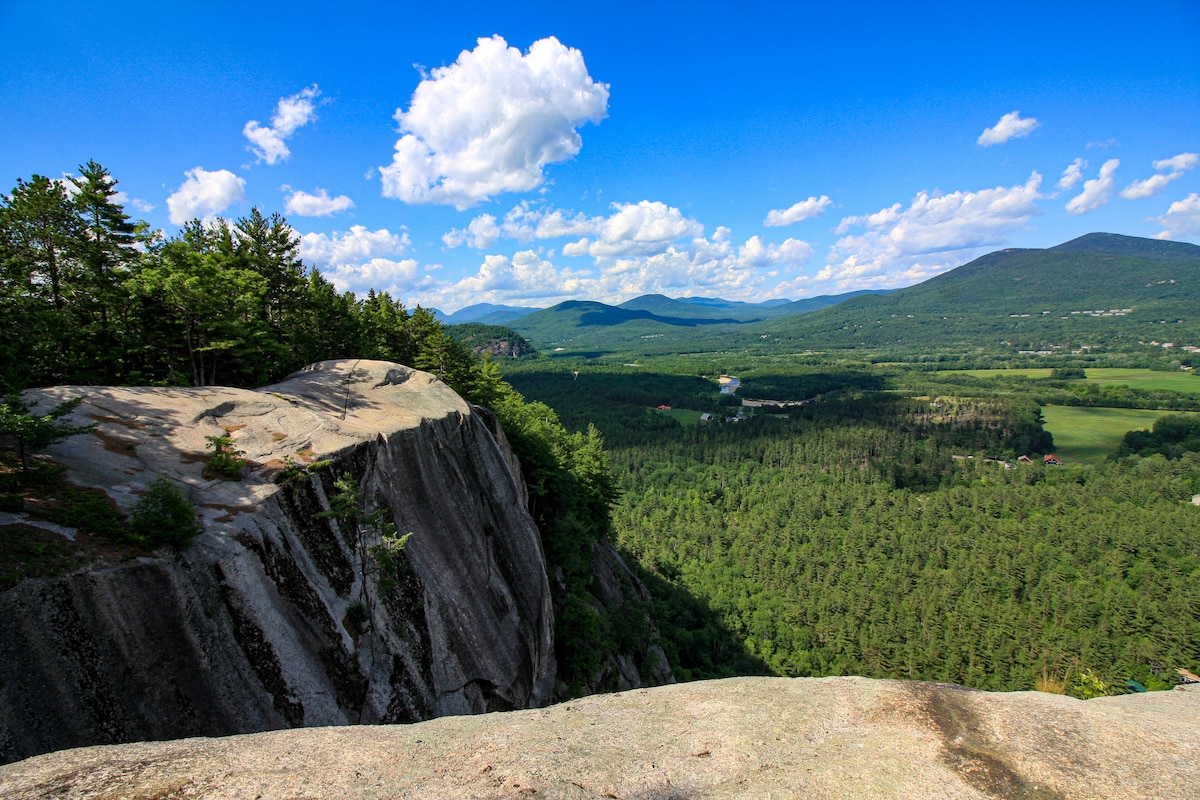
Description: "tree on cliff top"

(0, 395), (94, 475)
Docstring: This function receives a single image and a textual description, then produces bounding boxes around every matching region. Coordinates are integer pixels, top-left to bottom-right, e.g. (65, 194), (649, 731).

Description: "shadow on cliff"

(621, 552), (769, 681)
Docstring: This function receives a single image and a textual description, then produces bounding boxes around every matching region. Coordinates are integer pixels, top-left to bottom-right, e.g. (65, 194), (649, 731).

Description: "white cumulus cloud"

(569, 201), (704, 258)
(299, 225), (411, 268)
(299, 225), (422, 298)
(244, 85), (321, 165)
(1057, 158), (1087, 191)
(824, 173), (1043, 289)
(379, 36), (609, 209)
(284, 187), (355, 217)
(166, 167), (247, 225)
(1152, 193), (1200, 241)
(764, 195), (832, 227)
(1120, 152), (1198, 200)
(1066, 159), (1119, 214)
(443, 214), (501, 249)
(977, 111), (1040, 147)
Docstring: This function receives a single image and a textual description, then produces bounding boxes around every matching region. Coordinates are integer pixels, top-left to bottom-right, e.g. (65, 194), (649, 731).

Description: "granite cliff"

(0, 359), (667, 764)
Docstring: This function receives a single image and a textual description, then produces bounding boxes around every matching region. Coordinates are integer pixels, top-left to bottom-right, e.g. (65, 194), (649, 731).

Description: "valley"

(487, 232), (1200, 696)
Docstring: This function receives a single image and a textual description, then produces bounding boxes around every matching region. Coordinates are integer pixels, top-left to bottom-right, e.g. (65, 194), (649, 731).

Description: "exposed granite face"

(2, 677), (1197, 800)
(0, 360), (556, 764)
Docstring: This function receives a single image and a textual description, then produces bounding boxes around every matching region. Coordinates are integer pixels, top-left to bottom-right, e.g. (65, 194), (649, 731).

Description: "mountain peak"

(1050, 232), (1200, 261)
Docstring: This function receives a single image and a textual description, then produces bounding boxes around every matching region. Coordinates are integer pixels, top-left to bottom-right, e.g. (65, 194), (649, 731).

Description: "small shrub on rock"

(130, 475), (200, 548)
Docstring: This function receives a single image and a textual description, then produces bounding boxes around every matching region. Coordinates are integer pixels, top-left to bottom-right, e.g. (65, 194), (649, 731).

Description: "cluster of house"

(1018, 454), (1063, 466)
(956, 454), (1065, 469)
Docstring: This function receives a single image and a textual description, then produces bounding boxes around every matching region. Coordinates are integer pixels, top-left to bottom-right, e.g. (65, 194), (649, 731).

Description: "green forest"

(4, 162), (1200, 701)
(502, 357), (1200, 696)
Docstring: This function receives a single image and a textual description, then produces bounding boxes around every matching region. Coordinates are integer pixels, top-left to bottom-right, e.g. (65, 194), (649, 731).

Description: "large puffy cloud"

(299, 225), (420, 297)
(284, 187), (355, 217)
(166, 167), (247, 224)
(1066, 159), (1119, 214)
(379, 36), (609, 210)
(299, 225), (411, 269)
(824, 173), (1043, 289)
(1120, 152), (1198, 200)
(1152, 194), (1200, 241)
(244, 85), (321, 165)
(764, 195), (832, 227)
(579, 201), (705, 258)
(977, 111), (1040, 147)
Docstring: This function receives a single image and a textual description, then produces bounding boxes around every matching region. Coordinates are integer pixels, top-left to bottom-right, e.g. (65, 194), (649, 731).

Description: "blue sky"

(3, 1), (1198, 313)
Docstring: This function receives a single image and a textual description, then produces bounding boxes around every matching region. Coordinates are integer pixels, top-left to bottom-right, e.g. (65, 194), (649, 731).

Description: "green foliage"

(1069, 668), (1112, 700)
(273, 455), (331, 484)
(316, 475), (411, 630)
(203, 434), (246, 480)
(601, 390), (1199, 691)
(1114, 414), (1200, 460)
(129, 475), (200, 548)
(0, 395), (94, 474)
(1051, 367), (1087, 380)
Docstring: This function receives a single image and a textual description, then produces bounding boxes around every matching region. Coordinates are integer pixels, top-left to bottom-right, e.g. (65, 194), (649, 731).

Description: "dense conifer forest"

(503, 359), (1200, 696)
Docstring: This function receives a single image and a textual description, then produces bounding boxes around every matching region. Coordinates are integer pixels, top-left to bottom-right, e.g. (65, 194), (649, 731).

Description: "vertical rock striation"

(0, 360), (556, 763)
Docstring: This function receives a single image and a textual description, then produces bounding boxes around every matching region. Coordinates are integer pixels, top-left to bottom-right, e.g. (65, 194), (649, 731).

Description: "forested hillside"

(504, 359), (1200, 694)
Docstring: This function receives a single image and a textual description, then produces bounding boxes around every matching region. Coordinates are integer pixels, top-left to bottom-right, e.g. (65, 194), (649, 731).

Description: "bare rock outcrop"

(0, 360), (555, 763)
(2, 677), (1197, 799)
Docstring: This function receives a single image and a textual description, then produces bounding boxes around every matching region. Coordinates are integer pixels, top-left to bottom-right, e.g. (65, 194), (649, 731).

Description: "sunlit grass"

(1040, 405), (1200, 464)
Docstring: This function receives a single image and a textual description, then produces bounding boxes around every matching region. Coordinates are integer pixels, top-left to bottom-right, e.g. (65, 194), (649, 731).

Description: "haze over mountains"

(449, 233), (1200, 356)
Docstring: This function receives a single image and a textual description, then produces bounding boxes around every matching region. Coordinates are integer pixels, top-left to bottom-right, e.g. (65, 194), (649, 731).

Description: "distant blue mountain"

(438, 303), (542, 325)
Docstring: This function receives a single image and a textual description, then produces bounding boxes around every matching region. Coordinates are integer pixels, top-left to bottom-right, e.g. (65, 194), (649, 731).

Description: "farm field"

(1070, 368), (1200, 393)
(946, 367), (1200, 393)
(657, 407), (704, 426)
(1040, 405), (1200, 464)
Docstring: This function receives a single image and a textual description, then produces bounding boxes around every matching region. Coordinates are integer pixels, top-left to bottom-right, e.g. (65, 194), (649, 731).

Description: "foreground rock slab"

(3, 677), (1197, 799)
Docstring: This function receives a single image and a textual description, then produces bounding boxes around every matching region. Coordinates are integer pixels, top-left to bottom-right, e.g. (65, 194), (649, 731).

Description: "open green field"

(1040, 405), (1200, 464)
(946, 367), (1200, 393)
(1069, 368), (1200, 393)
(656, 407), (705, 426)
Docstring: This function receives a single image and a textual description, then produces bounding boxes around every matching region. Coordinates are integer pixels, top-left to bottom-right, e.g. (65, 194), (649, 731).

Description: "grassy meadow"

(1040, 405), (1200, 464)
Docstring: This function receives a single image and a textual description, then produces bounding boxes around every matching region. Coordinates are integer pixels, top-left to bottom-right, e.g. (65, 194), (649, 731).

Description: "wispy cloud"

(283, 187), (355, 217)
(1057, 158), (1087, 191)
(977, 111), (1039, 147)
(244, 85), (321, 165)
(379, 36), (609, 210)
(1120, 152), (1198, 200)
(764, 195), (832, 227)
(1066, 159), (1119, 214)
